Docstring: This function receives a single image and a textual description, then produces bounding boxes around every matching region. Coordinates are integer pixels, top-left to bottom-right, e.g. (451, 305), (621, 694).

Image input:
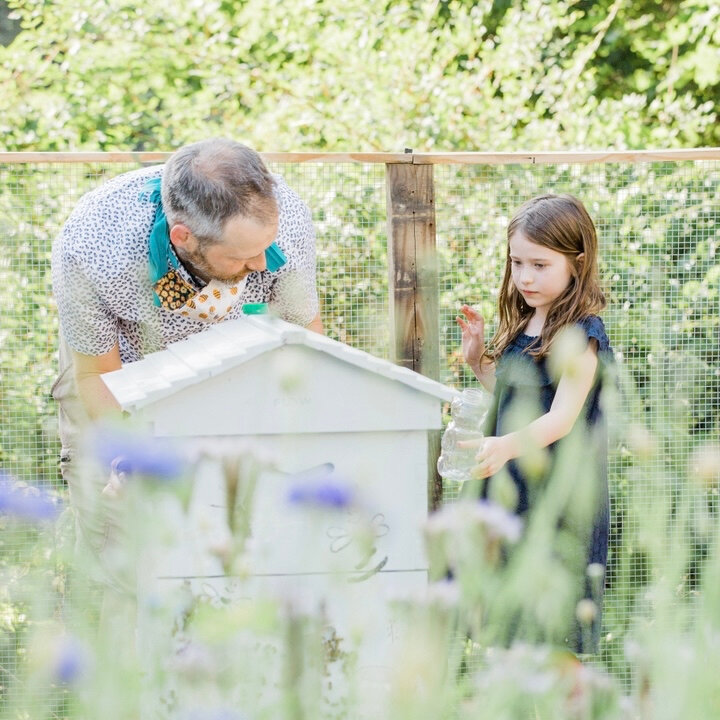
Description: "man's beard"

(175, 245), (251, 285)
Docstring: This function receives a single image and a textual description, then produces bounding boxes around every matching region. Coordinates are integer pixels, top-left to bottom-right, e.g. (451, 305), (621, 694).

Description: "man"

(53, 137), (322, 418)
(51, 138), (322, 593)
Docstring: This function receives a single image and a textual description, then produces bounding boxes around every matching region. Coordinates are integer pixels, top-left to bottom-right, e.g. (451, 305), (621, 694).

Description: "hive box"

(102, 315), (457, 713)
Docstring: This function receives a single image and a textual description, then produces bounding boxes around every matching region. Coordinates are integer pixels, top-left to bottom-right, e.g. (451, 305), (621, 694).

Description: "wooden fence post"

(385, 162), (440, 381)
(386, 162), (443, 511)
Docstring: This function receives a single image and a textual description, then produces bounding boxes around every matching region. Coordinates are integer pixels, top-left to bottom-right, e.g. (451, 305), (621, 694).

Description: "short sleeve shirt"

(52, 165), (319, 364)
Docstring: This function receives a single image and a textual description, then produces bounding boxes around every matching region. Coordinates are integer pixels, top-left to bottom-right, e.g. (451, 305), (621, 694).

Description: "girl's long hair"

(487, 194), (606, 360)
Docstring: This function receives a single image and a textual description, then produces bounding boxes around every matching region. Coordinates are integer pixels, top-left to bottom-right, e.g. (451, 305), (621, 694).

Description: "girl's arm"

(473, 340), (599, 478)
(457, 304), (496, 392)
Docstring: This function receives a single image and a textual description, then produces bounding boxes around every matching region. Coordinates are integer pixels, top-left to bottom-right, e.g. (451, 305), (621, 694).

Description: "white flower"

(425, 580), (461, 608)
(423, 504), (462, 536)
(477, 644), (554, 694)
(424, 500), (522, 543)
(627, 424), (657, 460)
(470, 500), (523, 543)
(690, 443), (720, 487)
(575, 599), (598, 625)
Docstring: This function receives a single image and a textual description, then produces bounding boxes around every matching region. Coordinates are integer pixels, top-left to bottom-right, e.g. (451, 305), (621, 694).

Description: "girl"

(458, 193), (613, 653)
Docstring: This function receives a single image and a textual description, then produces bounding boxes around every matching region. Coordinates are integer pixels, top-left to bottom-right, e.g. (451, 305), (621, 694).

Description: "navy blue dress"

(483, 315), (613, 653)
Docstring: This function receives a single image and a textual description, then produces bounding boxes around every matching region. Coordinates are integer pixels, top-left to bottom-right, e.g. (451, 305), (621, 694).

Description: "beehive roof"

(102, 315), (458, 411)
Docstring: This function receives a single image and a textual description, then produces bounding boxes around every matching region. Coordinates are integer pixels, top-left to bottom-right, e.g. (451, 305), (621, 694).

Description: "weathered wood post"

(385, 160), (439, 379)
(386, 159), (443, 509)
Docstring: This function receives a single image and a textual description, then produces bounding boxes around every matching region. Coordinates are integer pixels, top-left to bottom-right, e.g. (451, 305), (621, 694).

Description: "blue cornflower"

(287, 473), (355, 510)
(0, 473), (60, 521)
(53, 636), (90, 685)
(91, 426), (185, 480)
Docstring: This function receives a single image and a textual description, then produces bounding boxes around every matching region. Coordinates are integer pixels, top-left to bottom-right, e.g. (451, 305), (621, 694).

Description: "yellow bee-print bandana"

(154, 272), (248, 323)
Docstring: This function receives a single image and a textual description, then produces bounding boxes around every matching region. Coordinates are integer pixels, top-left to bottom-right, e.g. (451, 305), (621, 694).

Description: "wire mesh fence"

(0, 153), (718, 701)
(433, 158), (720, 682)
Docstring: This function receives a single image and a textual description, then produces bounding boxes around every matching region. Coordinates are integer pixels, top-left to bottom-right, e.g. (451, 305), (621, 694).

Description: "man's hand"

(305, 312), (324, 334)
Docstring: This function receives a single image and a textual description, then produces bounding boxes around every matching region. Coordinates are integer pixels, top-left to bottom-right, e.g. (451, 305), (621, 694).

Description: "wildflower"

(425, 579), (461, 608)
(478, 644), (555, 695)
(623, 638), (644, 663)
(424, 500), (523, 544)
(287, 472), (355, 509)
(271, 342), (309, 395)
(575, 598), (598, 626)
(627, 424), (656, 460)
(586, 562), (606, 599)
(470, 500), (523, 543)
(689, 443), (720, 488)
(90, 425), (185, 480)
(423, 504), (460, 537)
(0, 473), (60, 521)
(53, 636), (91, 685)
(424, 500), (522, 571)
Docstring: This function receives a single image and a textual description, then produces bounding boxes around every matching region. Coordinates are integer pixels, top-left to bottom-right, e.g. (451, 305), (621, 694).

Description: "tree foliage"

(0, 0), (718, 691)
(0, 0), (717, 152)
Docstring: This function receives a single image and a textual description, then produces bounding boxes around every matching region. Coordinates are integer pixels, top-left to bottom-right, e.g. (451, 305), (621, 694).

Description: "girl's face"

(509, 231), (573, 319)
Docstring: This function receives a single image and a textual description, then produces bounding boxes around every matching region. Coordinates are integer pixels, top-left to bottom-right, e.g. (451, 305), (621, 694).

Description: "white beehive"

(102, 315), (458, 715)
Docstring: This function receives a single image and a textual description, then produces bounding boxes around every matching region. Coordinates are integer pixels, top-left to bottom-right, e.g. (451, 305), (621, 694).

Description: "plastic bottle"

(437, 388), (490, 485)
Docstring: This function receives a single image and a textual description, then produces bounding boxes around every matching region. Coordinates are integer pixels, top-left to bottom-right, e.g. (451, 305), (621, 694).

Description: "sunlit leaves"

(0, 0), (716, 152)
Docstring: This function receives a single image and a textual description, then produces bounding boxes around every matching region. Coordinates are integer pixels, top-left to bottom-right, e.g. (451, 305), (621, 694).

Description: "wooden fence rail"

(1, 149), (720, 164)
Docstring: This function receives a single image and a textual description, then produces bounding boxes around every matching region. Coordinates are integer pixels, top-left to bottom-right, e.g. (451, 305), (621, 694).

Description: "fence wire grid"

(0, 155), (718, 697)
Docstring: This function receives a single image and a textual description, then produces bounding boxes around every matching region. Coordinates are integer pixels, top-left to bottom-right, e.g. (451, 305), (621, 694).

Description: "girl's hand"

(456, 304), (486, 372)
(472, 436), (514, 478)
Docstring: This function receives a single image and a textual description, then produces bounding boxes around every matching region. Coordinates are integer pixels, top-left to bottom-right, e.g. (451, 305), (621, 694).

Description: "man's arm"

(72, 344), (123, 420)
(305, 312), (324, 334)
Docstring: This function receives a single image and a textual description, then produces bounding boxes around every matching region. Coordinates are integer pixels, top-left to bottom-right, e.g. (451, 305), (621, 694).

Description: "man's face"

(175, 212), (279, 284)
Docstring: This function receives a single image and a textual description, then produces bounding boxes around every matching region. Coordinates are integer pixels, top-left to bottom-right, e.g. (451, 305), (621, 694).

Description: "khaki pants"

(52, 337), (136, 597)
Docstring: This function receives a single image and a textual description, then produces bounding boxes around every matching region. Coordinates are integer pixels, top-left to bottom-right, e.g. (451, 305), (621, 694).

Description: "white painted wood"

(142, 345), (445, 436)
(141, 570), (424, 720)
(153, 430), (430, 578)
(106, 315), (456, 717)
(102, 316), (457, 412)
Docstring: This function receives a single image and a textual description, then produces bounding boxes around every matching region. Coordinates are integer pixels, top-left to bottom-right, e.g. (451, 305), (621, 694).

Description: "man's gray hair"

(161, 138), (278, 245)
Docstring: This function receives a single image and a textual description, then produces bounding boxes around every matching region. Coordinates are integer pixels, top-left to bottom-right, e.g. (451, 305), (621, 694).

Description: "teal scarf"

(140, 177), (180, 307)
(140, 176), (287, 307)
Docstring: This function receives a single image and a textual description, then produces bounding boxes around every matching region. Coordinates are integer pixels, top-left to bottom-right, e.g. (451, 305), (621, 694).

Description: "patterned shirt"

(52, 165), (318, 364)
